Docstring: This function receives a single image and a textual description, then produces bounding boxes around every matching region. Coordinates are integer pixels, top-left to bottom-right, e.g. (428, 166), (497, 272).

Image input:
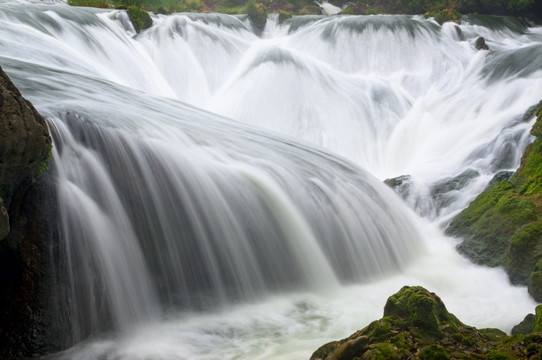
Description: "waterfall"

(0, 2), (541, 358)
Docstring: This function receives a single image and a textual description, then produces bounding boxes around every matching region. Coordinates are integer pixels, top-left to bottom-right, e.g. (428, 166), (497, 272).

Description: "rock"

(278, 10), (293, 23)
(474, 36), (489, 50)
(430, 168), (480, 208)
(127, 6), (153, 33)
(0, 198), (9, 240)
(384, 174), (412, 200)
(486, 170), (514, 190)
(0, 66), (51, 220)
(454, 24), (464, 40)
(445, 101), (542, 301)
(383, 286), (455, 338)
(246, 0), (267, 34)
(529, 258), (542, 302)
(533, 305), (542, 333)
(512, 313), (535, 335)
(309, 286), (514, 360)
(0, 65), (53, 357)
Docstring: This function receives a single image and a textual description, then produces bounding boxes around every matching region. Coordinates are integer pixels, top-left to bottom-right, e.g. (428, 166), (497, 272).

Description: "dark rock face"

(0, 65), (51, 228)
(474, 36), (489, 50)
(0, 65), (53, 357)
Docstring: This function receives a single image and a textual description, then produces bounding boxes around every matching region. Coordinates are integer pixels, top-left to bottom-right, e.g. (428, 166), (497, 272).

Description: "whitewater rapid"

(1, 2), (542, 359)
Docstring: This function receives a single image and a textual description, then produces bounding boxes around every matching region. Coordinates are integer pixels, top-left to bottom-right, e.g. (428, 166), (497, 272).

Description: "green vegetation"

(246, 0), (267, 32)
(310, 286), (542, 360)
(447, 101), (542, 301)
(127, 5), (153, 31)
(67, 0), (541, 24)
(69, 0), (204, 14)
(38, 150), (52, 178)
(278, 9), (293, 22)
(68, 0), (110, 8)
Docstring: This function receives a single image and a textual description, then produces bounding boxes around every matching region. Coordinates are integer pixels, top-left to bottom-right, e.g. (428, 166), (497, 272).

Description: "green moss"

(512, 314), (535, 335)
(383, 286), (464, 339)
(516, 141), (542, 195)
(446, 101), (542, 303)
(68, 0), (111, 7)
(424, 9), (461, 24)
(486, 348), (514, 360)
(309, 341), (338, 359)
(339, 7), (354, 14)
(448, 176), (538, 267)
(278, 10), (292, 23)
(245, 0), (266, 33)
(38, 150), (52, 178)
(370, 342), (402, 359)
(532, 305), (542, 333)
(127, 6), (153, 33)
(507, 220), (542, 284)
(419, 344), (450, 360)
(310, 286), (520, 360)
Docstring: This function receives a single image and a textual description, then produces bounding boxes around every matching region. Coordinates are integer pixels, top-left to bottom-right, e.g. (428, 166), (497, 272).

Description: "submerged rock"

(474, 36), (489, 50)
(309, 286), (519, 360)
(384, 174), (412, 200)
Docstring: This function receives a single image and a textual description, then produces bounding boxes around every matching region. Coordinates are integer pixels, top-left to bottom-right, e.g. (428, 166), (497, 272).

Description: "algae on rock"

(127, 6), (153, 33)
(309, 286), (527, 360)
(446, 101), (542, 302)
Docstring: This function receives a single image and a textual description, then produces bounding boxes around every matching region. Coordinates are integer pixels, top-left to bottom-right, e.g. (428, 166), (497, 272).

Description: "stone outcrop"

(310, 286), (542, 360)
(0, 65), (53, 357)
(446, 101), (542, 301)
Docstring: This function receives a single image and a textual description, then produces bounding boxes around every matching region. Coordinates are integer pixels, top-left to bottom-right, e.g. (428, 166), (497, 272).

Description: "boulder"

(474, 36), (489, 50)
(310, 286), (512, 360)
(127, 6), (153, 33)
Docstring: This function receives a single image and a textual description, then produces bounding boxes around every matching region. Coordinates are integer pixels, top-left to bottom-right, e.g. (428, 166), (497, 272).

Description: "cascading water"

(1, 1), (541, 358)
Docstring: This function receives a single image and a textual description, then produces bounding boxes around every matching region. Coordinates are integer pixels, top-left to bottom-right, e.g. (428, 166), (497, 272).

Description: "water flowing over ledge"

(0, 1), (541, 358)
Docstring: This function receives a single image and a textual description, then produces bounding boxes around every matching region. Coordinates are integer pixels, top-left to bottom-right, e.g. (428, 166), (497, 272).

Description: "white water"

(1, 2), (542, 359)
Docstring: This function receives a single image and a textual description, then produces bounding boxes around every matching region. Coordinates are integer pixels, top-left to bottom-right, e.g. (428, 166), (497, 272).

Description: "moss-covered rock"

(424, 7), (461, 25)
(512, 313), (535, 335)
(310, 286), (542, 360)
(246, 0), (267, 34)
(529, 259), (542, 300)
(278, 9), (292, 23)
(127, 6), (153, 33)
(310, 286), (506, 360)
(446, 101), (542, 301)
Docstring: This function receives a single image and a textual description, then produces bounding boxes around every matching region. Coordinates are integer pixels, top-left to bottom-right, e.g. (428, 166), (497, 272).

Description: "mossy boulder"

(310, 286), (504, 360)
(309, 286), (542, 360)
(512, 314), (535, 335)
(127, 6), (153, 33)
(446, 101), (542, 301)
(246, 0), (267, 34)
